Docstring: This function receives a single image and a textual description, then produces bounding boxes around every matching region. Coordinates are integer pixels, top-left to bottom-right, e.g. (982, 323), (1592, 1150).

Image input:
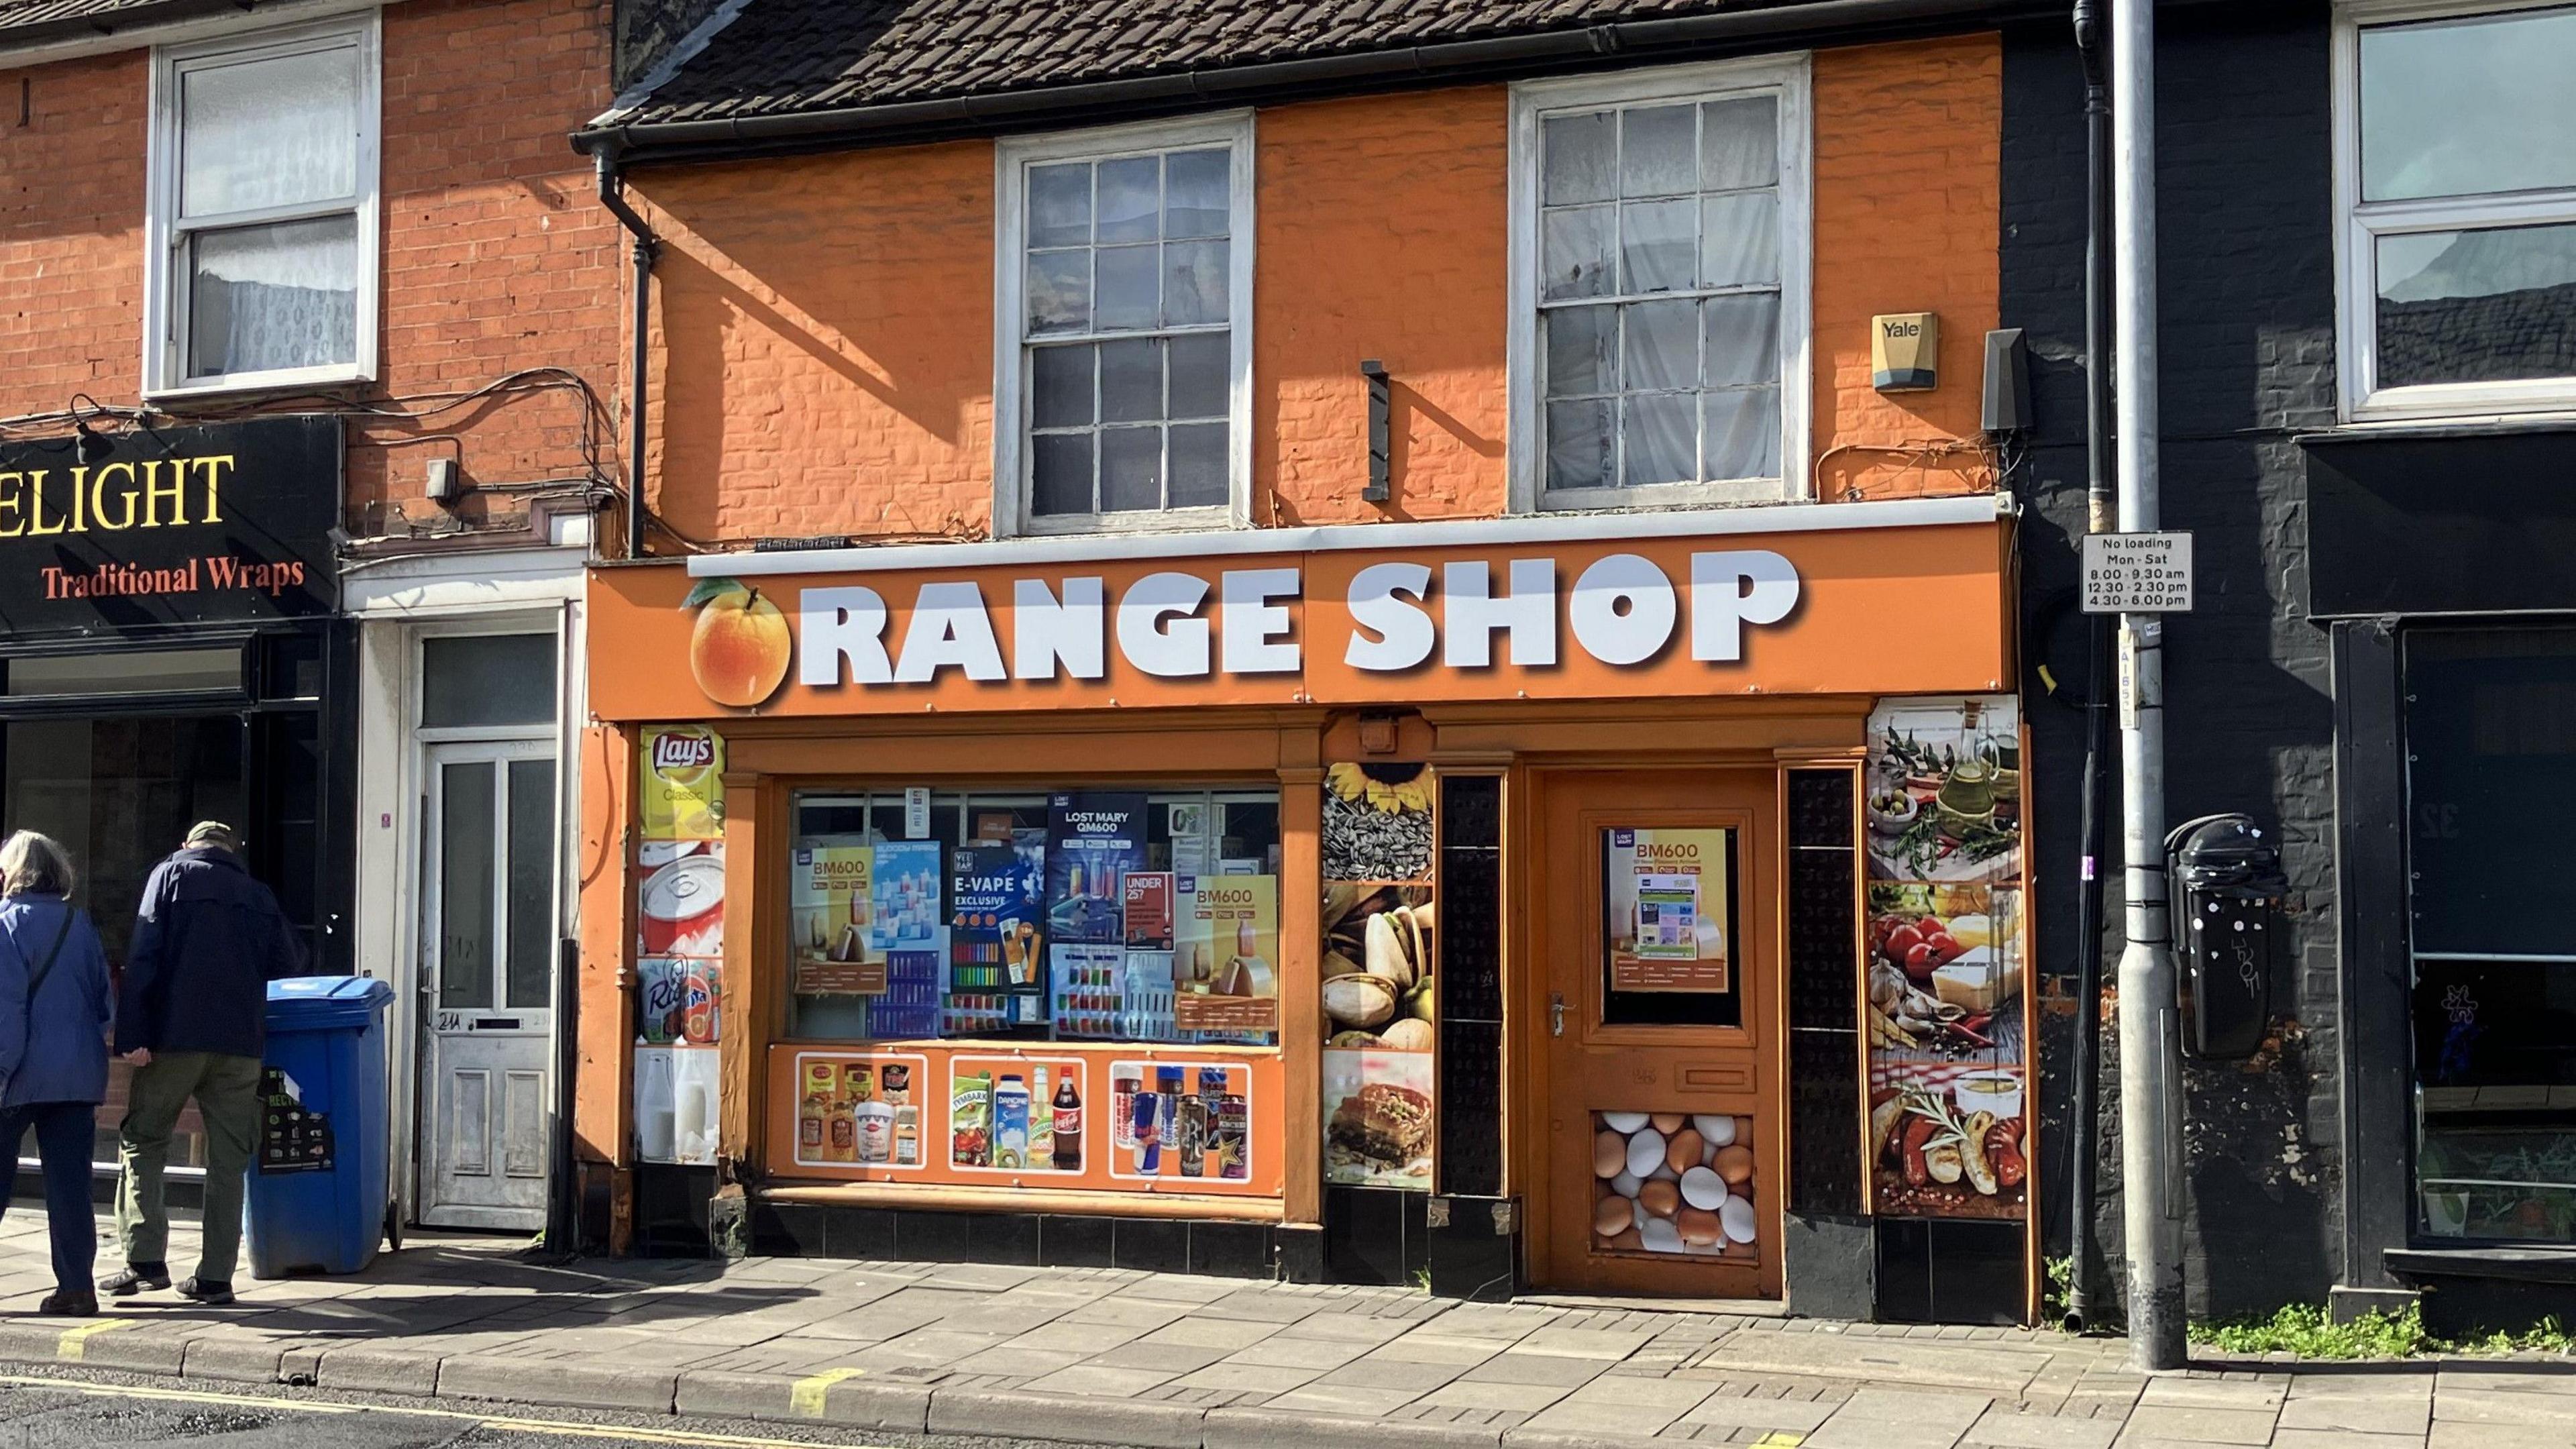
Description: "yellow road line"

(52, 1321), (131, 1362)
(0, 1371), (894, 1448)
(786, 1367), (863, 1418)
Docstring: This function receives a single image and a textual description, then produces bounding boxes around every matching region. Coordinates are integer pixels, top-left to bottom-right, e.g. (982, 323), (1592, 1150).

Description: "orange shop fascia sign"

(586, 496), (2015, 722)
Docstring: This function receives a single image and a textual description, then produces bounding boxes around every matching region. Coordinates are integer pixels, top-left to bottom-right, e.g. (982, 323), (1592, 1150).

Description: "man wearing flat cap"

(101, 822), (304, 1307)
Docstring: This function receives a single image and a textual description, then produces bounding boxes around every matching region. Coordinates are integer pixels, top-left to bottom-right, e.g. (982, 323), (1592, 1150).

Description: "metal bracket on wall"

(1360, 359), (1390, 503)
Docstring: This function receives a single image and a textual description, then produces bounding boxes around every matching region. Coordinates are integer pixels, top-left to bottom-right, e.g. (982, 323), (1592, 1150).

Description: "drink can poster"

(1605, 828), (1731, 992)
(637, 845), (724, 959)
(953, 843), (1044, 998)
(639, 727), (724, 841)
(1046, 793), (1144, 944)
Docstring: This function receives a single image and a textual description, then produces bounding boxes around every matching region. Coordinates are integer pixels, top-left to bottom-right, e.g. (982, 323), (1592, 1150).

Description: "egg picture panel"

(1866, 697), (2022, 883)
(1589, 1110), (1759, 1261)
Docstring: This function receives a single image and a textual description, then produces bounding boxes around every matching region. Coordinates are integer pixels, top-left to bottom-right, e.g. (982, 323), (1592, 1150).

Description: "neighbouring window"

(2404, 626), (2576, 1244)
(2341, 4), (2576, 418)
(1514, 59), (1809, 511)
(148, 18), (378, 394)
(998, 118), (1252, 533)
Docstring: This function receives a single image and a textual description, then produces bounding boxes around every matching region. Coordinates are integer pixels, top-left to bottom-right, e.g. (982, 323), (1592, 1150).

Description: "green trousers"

(116, 1051), (262, 1283)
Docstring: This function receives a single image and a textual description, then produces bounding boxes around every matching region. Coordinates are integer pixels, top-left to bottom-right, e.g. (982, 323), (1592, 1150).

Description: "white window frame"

(992, 112), (1257, 539)
(142, 13), (382, 400)
(1507, 56), (1813, 514)
(2334, 0), (2576, 422)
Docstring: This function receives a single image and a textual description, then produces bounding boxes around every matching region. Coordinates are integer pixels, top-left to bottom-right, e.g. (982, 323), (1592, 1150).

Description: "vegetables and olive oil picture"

(1864, 698), (2031, 1224)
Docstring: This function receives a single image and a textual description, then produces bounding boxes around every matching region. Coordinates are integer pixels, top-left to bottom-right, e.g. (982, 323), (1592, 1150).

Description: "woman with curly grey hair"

(0, 830), (112, 1316)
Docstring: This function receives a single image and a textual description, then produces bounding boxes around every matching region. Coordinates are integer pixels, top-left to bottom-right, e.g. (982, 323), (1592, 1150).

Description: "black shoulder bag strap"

(22, 908), (74, 1009)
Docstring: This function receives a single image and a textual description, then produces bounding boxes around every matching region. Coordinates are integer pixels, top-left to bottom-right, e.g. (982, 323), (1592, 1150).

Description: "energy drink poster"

(1173, 874), (1280, 1033)
(790, 845), (882, 995)
(1046, 792), (1144, 943)
(639, 727), (724, 841)
(953, 844), (1044, 1002)
(1108, 1059), (1254, 1184)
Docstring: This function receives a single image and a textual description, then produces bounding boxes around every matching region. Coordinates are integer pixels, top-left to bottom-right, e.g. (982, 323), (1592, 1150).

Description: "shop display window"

(2405, 627), (2576, 1243)
(785, 787), (1282, 1048)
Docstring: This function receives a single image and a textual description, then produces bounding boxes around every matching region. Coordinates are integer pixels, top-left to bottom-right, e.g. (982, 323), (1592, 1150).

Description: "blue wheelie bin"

(244, 975), (396, 1278)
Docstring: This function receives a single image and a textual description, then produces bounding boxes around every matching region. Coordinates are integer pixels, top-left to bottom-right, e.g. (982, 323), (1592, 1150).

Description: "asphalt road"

(0, 1368), (1105, 1449)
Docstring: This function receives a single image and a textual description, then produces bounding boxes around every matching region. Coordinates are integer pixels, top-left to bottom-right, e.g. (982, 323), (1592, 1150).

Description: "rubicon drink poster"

(639, 727), (725, 841)
(1046, 793), (1144, 944)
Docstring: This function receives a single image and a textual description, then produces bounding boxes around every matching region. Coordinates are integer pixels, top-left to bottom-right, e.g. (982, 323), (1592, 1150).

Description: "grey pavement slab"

(930, 1384), (1205, 1448)
(1517, 1374), (1715, 1438)
(2277, 1388), (2432, 1434)
(2109, 1403), (2277, 1445)
(1962, 1405), (2123, 1448)
(1207, 1405), (1500, 1448)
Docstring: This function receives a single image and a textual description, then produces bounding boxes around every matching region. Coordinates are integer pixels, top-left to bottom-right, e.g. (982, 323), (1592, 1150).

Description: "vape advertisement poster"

(1322, 1048), (1434, 1189)
(791, 846), (883, 995)
(1604, 828), (1731, 994)
(1108, 1059), (1254, 1184)
(869, 839), (946, 958)
(952, 844), (1045, 997)
(637, 841), (724, 960)
(949, 1056), (1089, 1174)
(1173, 875), (1280, 1032)
(1046, 792), (1144, 943)
(1124, 871), (1176, 951)
(790, 1051), (928, 1170)
(1864, 695), (2031, 1225)
(639, 726), (725, 841)
(766, 1044), (1283, 1197)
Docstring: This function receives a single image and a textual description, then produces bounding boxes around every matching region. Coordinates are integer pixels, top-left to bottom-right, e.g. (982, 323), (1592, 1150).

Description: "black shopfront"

(0, 416), (356, 1172)
(2312, 427), (2576, 1331)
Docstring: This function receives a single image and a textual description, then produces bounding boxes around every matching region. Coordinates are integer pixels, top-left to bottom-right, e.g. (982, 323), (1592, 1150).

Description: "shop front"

(585, 494), (2039, 1320)
(0, 417), (352, 1181)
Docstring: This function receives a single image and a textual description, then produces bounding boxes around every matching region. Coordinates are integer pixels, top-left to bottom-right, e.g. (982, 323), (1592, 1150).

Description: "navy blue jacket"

(0, 894), (111, 1107)
(116, 847), (305, 1059)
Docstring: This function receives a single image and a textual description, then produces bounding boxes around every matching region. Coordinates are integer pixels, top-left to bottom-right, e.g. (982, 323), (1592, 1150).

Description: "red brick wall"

(0, 0), (625, 538)
(635, 40), (2001, 545)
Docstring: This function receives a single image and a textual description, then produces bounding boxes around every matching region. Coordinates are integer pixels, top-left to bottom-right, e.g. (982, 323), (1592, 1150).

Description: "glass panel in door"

(506, 757), (555, 1010)
(437, 759), (496, 1010)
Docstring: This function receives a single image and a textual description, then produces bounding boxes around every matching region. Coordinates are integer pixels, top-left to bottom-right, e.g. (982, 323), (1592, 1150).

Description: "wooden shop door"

(1531, 767), (1782, 1298)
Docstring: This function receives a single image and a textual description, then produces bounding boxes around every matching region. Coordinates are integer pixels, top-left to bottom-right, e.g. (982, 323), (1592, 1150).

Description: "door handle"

(1550, 993), (1566, 1038)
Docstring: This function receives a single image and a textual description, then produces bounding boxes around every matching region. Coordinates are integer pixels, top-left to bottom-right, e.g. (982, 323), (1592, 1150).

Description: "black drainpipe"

(595, 152), (659, 560)
(2065, 0), (2117, 1334)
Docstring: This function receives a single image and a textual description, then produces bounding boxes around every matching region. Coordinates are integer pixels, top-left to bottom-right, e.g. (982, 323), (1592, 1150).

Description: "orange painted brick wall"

(0, 0), (623, 538)
(1257, 87), (1509, 525)
(637, 142), (995, 545)
(1811, 35), (2002, 502)
(635, 37), (1999, 545)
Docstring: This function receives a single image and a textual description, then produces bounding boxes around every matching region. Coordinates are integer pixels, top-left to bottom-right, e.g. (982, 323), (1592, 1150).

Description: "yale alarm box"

(1872, 312), (1938, 391)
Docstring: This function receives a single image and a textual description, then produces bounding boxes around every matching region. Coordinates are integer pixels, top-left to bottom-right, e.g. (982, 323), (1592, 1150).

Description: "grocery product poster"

(639, 726), (725, 841)
(1589, 1110), (1762, 1261)
(790, 845), (881, 995)
(1863, 696), (2030, 1223)
(636, 957), (720, 1044)
(766, 1043), (1281, 1197)
(1046, 792), (1144, 943)
(1319, 760), (1438, 1191)
(790, 1052), (929, 1170)
(1173, 875), (1280, 1032)
(1603, 828), (1731, 994)
(949, 1056), (1088, 1174)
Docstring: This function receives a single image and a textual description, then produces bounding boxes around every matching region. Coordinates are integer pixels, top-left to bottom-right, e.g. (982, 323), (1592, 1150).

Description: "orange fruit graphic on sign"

(684, 578), (790, 708)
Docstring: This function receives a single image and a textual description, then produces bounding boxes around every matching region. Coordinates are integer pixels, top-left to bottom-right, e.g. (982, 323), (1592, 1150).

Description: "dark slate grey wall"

(2002, 0), (2344, 1320)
